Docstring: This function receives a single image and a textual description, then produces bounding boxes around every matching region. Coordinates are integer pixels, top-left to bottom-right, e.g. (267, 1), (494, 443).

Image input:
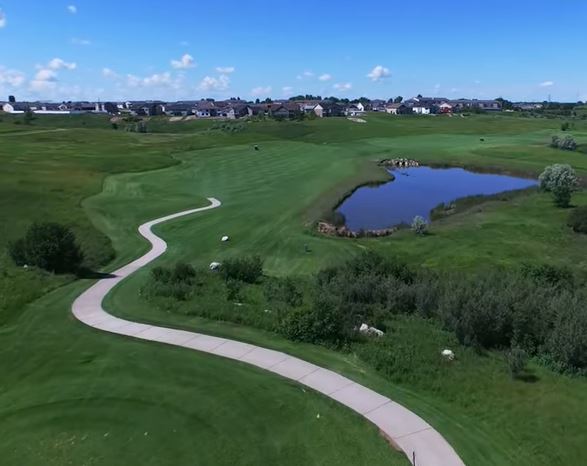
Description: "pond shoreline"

(318, 160), (540, 238)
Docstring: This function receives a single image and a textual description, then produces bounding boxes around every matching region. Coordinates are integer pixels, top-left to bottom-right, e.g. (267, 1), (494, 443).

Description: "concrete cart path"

(72, 197), (465, 466)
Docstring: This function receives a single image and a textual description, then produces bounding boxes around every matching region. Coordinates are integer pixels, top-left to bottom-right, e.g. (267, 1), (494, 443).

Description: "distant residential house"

(314, 101), (345, 117)
(2, 102), (29, 113)
(438, 102), (453, 113)
(345, 105), (365, 117)
(449, 99), (501, 112)
(370, 99), (387, 112)
(269, 104), (291, 119)
(355, 102), (366, 112)
(195, 100), (216, 117)
(513, 102), (543, 111)
(164, 102), (193, 116)
(412, 104), (432, 115)
(385, 103), (409, 115)
(34, 103), (72, 114)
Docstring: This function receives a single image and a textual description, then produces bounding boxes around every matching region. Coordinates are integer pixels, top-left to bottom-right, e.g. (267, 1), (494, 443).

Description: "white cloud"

(67, 5), (77, 14)
(333, 82), (352, 92)
(171, 54), (196, 69)
(318, 73), (332, 81)
(197, 75), (230, 92)
(540, 81), (554, 87)
(251, 86), (272, 97)
(34, 69), (57, 82)
(125, 72), (183, 90)
(282, 86), (294, 97)
(215, 66), (235, 74)
(0, 67), (26, 88)
(29, 58), (76, 94)
(296, 70), (314, 80)
(102, 67), (119, 78)
(366, 65), (391, 81)
(0, 9), (6, 28)
(71, 37), (91, 46)
(48, 58), (77, 70)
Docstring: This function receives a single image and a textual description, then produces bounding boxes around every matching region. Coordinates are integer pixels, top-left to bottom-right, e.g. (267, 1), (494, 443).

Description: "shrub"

(9, 222), (83, 274)
(539, 164), (579, 207)
(561, 122), (570, 131)
(221, 256), (263, 283)
(550, 134), (577, 151)
(146, 262), (197, 301)
(411, 215), (428, 235)
(264, 277), (303, 307)
(225, 279), (243, 301)
(568, 206), (587, 234)
(507, 347), (528, 379)
(545, 294), (587, 373)
(521, 263), (574, 290)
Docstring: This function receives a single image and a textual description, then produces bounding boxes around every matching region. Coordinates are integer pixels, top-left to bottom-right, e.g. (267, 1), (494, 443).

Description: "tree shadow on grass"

(77, 268), (116, 280)
(515, 369), (540, 384)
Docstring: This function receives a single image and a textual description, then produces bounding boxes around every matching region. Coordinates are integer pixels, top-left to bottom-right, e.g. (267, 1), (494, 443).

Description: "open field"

(1, 112), (587, 465)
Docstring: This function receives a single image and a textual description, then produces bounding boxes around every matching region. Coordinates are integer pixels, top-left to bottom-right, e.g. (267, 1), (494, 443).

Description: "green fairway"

(2, 112), (587, 465)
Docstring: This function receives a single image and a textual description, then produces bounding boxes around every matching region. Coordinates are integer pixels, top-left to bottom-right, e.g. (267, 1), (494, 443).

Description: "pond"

(336, 166), (538, 231)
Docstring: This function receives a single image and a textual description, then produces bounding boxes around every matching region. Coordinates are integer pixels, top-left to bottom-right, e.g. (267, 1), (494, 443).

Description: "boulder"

(209, 261), (221, 271)
(359, 323), (384, 337)
(441, 349), (455, 361)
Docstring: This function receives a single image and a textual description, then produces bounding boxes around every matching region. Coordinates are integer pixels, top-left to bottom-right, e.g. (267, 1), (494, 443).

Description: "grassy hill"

(1, 112), (587, 465)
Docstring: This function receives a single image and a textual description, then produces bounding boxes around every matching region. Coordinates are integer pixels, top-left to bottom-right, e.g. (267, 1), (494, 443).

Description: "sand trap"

(347, 117), (367, 123)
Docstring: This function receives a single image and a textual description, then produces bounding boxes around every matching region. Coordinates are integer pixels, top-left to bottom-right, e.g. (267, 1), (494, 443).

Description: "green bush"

(411, 215), (428, 235)
(545, 294), (587, 373)
(264, 277), (303, 307)
(568, 206), (587, 234)
(9, 222), (84, 274)
(225, 279), (243, 301)
(145, 262), (197, 301)
(221, 256), (263, 283)
(539, 164), (579, 207)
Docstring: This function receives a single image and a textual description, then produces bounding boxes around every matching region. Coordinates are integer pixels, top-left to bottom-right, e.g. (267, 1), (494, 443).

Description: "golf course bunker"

(337, 166), (538, 231)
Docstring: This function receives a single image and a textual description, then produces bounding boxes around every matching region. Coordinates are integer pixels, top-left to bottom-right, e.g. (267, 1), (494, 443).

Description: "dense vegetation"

(568, 205), (587, 233)
(9, 222), (84, 274)
(144, 253), (587, 375)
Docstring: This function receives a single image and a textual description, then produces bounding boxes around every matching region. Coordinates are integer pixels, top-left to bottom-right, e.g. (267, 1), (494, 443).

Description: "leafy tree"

(495, 97), (514, 110)
(539, 164), (579, 207)
(394, 96), (403, 103)
(9, 222), (83, 274)
(411, 216), (428, 235)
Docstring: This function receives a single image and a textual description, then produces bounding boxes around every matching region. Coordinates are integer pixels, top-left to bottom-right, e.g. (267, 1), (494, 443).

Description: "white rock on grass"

(359, 323), (384, 337)
(441, 349), (455, 361)
(209, 261), (221, 271)
(221, 236), (229, 242)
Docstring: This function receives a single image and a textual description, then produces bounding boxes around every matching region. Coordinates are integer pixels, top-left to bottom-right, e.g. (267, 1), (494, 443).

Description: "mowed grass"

(0, 119), (406, 466)
(2, 113), (587, 465)
(0, 284), (402, 466)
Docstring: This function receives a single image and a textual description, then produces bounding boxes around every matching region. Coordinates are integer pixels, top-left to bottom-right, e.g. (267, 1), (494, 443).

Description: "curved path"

(72, 198), (465, 466)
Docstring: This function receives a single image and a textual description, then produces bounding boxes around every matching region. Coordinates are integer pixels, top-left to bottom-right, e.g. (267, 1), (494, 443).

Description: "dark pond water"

(337, 166), (538, 231)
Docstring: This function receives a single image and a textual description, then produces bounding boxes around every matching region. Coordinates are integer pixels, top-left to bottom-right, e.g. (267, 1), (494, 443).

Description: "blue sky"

(0, 0), (586, 102)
